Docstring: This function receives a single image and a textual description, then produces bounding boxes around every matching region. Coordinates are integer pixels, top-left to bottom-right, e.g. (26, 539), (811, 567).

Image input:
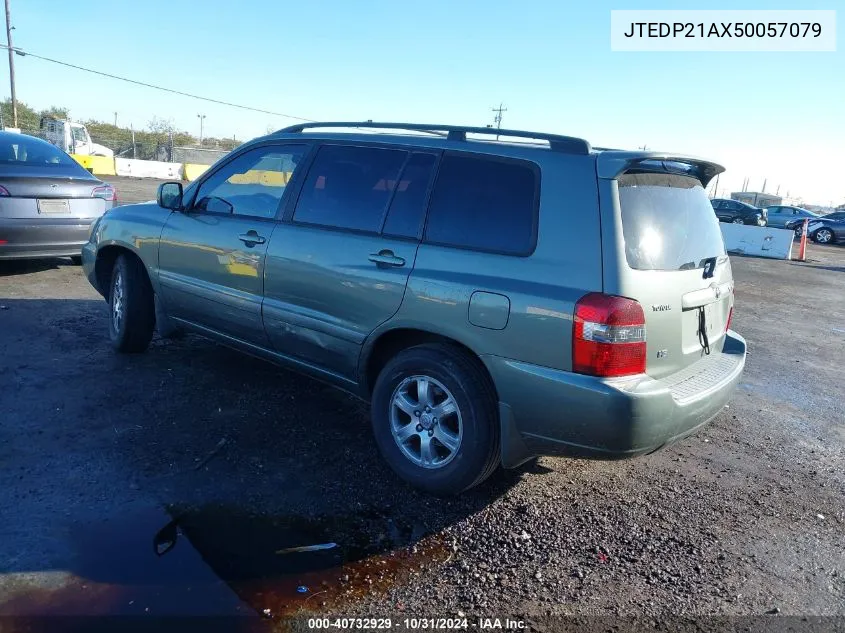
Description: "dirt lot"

(0, 242), (843, 630)
(102, 176), (168, 205)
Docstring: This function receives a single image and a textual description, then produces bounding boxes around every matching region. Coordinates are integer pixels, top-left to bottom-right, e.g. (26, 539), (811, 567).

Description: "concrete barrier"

(720, 223), (794, 260)
(183, 163), (211, 182)
(70, 154), (116, 176)
(115, 158), (182, 180)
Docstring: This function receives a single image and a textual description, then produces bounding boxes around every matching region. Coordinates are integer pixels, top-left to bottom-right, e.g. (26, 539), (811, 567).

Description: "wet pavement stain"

(0, 504), (448, 620)
(164, 504), (448, 618)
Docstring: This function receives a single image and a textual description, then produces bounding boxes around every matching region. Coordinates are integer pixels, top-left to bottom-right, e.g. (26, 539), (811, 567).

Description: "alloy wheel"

(111, 271), (124, 332)
(389, 375), (463, 469)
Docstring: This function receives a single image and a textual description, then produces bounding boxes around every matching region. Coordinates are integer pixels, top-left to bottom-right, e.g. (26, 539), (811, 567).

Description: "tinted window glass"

(195, 145), (305, 218)
(294, 145), (408, 233)
(0, 135), (77, 167)
(619, 173), (726, 271)
(425, 154), (537, 255)
(382, 153), (437, 238)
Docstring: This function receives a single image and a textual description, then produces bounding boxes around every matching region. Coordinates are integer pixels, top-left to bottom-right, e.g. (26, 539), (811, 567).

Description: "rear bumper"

(0, 217), (94, 260)
(484, 331), (747, 466)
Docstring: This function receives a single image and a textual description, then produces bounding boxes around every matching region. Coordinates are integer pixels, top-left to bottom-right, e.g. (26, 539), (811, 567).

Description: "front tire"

(108, 254), (155, 353)
(732, 217), (744, 224)
(69, 255), (82, 265)
(371, 344), (500, 496)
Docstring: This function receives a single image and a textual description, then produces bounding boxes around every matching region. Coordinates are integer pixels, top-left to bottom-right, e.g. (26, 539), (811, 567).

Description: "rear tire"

(732, 217), (744, 224)
(108, 254), (155, 353)
(70, 255), (82, 265)
(371, 343), (500, 496)
(813, 228), (834, 244)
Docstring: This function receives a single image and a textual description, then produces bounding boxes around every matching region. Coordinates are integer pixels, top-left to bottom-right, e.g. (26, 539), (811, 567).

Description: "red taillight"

(0, 185), (9, 196)
(573, 293), (646, 377)
(92, 185), (116, 202)
(726, 306), (733, 332)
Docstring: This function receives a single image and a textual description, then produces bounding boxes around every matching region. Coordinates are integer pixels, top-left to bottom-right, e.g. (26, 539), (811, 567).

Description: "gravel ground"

(0, 243), (843, 630)
(102, 176), (168, 205)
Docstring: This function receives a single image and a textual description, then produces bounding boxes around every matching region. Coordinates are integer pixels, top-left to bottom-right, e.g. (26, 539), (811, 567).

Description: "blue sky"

(4, 0), (843, 204)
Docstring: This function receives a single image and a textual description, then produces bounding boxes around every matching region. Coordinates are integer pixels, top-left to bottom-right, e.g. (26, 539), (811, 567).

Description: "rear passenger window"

(382, 153), (437, 239)
(424, 154), (538, 255)
(294, 145), (407, 233)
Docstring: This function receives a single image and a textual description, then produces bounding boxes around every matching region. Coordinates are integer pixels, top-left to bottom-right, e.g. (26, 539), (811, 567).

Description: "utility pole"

(4, 0), (17, 128)
(197, 113), (206, 145)
(491, 103), (506, 140)
(113, 112), (118, 127)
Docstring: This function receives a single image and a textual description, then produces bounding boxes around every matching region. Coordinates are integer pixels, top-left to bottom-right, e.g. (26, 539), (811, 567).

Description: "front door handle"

(238, 231), (266, 247)
(368, 250), (405, 267)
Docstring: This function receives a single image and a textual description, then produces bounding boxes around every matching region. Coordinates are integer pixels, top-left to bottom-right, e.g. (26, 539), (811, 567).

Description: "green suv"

(81, 122), (746, 495)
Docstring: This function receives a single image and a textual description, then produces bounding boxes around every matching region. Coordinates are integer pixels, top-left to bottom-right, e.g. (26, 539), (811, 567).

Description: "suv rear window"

(618, 172), (726, 271)
(424, 153), (538, 255)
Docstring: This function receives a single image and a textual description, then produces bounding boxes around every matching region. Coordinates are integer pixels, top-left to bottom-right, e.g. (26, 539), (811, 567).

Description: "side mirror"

(157, 182), (183, 210)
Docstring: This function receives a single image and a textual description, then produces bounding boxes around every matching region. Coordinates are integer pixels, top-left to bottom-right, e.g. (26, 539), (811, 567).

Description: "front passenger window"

(194, 145), (306, 219)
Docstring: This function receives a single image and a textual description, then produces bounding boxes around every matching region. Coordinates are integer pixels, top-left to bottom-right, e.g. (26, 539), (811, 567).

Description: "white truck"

(40, 116), (114, 157)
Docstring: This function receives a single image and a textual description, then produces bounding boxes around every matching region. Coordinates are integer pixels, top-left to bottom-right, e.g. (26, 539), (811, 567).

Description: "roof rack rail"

(276, 121), (591, 155)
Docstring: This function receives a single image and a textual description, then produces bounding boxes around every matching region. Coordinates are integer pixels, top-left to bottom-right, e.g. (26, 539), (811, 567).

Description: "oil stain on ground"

(1, 504), (448, 620)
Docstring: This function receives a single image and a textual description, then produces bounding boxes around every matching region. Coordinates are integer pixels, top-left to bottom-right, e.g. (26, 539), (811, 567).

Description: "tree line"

(1, 99), (241, 155)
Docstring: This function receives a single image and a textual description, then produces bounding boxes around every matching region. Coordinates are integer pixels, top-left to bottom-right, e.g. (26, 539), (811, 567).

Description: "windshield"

(619, 172), (726, 271)
(0, 135), (78, 167)
(71, 126), (88, 143)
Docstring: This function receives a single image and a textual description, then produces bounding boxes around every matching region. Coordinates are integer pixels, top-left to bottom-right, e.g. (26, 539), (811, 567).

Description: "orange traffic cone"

(797, 218), (808, 261)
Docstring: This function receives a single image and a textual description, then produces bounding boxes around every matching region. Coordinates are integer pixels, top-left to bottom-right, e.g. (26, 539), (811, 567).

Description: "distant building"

(731, 191), (782, 207)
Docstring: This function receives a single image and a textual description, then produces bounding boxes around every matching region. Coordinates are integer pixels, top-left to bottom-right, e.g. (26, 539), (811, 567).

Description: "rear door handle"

(368, 250), (405, 267)
(238, 231), (266, 246)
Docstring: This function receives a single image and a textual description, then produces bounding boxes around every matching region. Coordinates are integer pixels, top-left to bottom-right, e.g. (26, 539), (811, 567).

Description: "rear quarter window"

(618, 173), (726, 271)
(424, 153), (539, 256)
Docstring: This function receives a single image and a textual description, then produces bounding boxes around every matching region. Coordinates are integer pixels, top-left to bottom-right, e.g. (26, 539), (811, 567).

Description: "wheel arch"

(94, 244), (152, 299)
(360, 326), (497, 401)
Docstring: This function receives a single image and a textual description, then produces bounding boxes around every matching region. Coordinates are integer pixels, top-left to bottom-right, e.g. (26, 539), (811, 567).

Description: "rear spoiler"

(596, 151), (725, 187)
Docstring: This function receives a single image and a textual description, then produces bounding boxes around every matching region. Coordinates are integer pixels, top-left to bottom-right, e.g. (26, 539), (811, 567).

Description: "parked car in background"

(711, 198), (767, 226)
(765, 205), (820, 234)
(81, 121), (746, 495)
(806, 215), (845, 245)
(0, 131), (117, 262)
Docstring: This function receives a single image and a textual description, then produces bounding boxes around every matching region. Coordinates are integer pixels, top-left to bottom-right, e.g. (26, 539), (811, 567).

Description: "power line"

(0, 43), (314, 122)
